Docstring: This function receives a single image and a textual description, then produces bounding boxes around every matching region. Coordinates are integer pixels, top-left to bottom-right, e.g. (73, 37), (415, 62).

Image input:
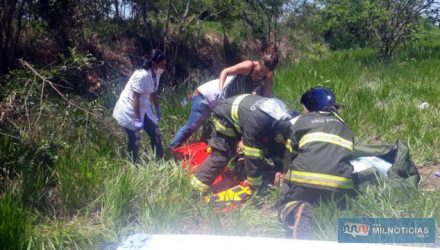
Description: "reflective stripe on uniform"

(212, 116), (236, 137)
(190, 175), (210, 193)
(298, 132), (353, 151)
(243, 145), (263, 158)
(285, 170), (353, 189)
(280, 201), (299, 214)
(279, 200), (300, 224)
(286, 138), (293, 153)
(231, 94), (250, 132)
(246, 175), (263, 186)
(331, 112), (345, 123)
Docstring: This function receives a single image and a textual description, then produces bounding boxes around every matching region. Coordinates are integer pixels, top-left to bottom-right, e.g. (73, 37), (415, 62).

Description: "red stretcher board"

(172, 142), (252, 210)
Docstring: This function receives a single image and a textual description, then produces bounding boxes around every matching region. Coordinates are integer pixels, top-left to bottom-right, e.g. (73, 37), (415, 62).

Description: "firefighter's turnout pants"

(278, 182), (354, 239)
(190, 128), (240, 193)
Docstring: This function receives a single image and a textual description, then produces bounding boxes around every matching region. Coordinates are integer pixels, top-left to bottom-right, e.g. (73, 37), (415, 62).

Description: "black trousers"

(194, 129), (239, 188)
(126, 114), (164, 162)
(278, 182), (354, 238)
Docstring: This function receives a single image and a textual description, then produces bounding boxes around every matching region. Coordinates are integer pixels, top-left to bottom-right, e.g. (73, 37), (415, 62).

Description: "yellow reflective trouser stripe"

(231, 94), (249, 132)
(299, 132), (353, 151)
(246, 175), (263, 186)
(279, 200), (299, 222)
(212, 117), (236, 137)
(243, 145), (263, 158)
(286, 170), (353, 189)
(190, 175), (210, 193)
(286, 138), (293, 153)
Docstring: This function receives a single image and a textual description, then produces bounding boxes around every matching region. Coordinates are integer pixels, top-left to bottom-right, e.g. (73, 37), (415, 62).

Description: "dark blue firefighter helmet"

(300, 87), (339, 112)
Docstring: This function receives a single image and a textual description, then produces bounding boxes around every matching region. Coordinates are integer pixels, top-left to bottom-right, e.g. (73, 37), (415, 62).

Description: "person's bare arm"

(263, 71), (273, 97)
(151, 92), (159, 107)
(218, 60), (254, 90)
(151, 91), (162, 121)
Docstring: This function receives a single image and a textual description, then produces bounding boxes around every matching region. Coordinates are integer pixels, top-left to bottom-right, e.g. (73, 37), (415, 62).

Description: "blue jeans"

(169, 95), (211, 149)
(126, 114), (164, 162)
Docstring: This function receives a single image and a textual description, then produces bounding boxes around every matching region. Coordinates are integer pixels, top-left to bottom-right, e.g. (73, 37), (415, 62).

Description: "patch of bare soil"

(417, 164), (440, 190)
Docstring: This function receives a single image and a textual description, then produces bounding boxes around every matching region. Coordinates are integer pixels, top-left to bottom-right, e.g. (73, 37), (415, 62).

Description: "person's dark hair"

(261, 52), (279, 71)
(141, 49), (166, 70)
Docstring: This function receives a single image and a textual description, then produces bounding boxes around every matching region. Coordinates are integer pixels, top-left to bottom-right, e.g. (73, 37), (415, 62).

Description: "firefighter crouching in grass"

(278, 87), (355, 239)
(190, 94), (293, 196)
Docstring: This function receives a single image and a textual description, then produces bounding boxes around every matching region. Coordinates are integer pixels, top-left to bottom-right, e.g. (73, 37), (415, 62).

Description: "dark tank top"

(222, 62), (265, 98)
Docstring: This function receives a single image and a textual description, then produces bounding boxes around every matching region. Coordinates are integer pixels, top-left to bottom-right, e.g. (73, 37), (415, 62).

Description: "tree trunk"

(171, 0), (191, 83)
(14, 0), (27, 47)
(163, 0), (172, 54)
(273, 14), (278, 49)
(141, 0), (154, 50)
(114, 0), (119, 19)
(195, 19), (202, 50)
(267, 13), (271, 50)
(0, 0), (25, 75)
(0, 48), (9, 75)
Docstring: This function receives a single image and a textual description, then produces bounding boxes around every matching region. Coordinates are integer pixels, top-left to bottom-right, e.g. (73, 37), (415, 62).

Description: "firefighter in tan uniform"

(279, 87), (355, 239)
(190, 94), (293, 194)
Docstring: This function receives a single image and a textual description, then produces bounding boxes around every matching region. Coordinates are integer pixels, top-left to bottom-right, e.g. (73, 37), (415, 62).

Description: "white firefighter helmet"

(259, 98), (291, 121)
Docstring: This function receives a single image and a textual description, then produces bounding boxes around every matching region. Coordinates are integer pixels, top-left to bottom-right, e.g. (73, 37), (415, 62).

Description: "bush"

(0, 136), (56, 211)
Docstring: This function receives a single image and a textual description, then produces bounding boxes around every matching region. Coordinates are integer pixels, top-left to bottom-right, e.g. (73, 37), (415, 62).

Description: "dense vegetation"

(1, 0), (440, 249)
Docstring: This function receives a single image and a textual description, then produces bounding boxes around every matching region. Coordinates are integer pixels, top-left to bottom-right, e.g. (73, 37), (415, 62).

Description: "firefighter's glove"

(237, 140), (244, 155)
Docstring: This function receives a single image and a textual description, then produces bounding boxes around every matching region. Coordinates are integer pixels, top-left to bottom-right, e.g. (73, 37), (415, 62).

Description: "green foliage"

(283, 1), (323, 40)
(1, 12), (440, 249)
(313, 184), (440, 242)
(55, 151), (110, 216)
(318, 0), (438, 60)
(205, 0), (245, 33)
(275, 44), (440, 164)
(159, 79), (199, 145)
(202, 21), (224, 35)
(0, 136), (57, 211)
(28, 220), (108, 250)
(88, 19), (138, 43)
(319, 0), (371, 49)
(0, 192), (34, 250)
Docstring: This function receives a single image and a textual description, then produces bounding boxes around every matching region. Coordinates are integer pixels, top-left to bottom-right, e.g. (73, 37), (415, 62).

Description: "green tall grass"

(313, 183), (440, 244)
(0, 193), (34, 250)
(2, 29), (440, 249)
(275, 45), (440, 164)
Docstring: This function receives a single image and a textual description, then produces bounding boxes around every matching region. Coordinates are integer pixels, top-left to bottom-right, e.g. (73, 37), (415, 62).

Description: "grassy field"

(274, 47), (440, 164)
(1, 29), (440, 249)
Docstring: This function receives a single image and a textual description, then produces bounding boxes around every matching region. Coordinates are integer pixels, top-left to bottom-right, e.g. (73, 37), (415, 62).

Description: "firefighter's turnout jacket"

(191, 94), (291, 193)
(285, 111), (354, 190)
(278, 111), (354, 238)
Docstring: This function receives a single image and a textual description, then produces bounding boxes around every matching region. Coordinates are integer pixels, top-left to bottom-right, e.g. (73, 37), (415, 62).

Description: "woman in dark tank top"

(219, 52), (279, 98)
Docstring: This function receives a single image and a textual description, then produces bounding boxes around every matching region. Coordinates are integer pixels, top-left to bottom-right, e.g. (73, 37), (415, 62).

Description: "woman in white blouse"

(113, 49), (167, 161)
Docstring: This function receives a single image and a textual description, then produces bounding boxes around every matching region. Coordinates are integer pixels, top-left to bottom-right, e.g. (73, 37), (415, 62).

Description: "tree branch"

(19, 59), (98, 117)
